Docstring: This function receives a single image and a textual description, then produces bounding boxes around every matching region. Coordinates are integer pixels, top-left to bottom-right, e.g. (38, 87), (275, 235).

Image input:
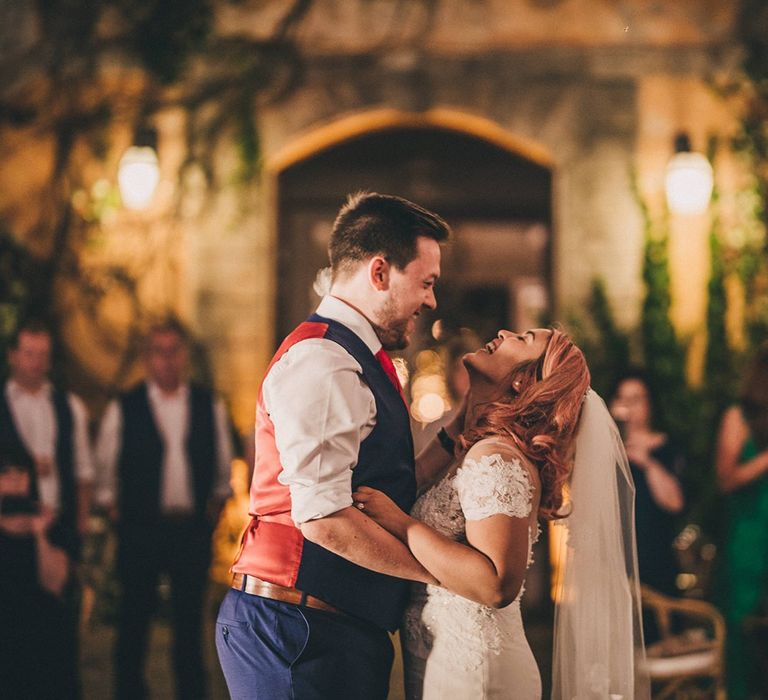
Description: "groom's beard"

(372, 317), (410, 351)
(373, 297), (413, 351)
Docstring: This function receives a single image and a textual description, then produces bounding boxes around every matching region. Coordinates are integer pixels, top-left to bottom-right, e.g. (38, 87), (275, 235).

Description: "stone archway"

(269, 109), (554, 347)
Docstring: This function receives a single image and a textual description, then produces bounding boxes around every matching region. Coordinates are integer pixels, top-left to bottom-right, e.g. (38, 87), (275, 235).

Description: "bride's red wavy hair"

(459, 329), (590, 520)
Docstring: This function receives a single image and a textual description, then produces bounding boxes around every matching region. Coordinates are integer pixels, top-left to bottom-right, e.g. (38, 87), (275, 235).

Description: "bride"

(353, 328), (649, 699)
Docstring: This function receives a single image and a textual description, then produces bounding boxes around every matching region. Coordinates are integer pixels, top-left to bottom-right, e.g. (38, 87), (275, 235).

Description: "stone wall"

(0, 0), (747, 430)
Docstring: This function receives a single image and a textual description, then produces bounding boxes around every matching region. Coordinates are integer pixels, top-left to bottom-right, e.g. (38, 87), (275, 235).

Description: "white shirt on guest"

(262, 295), (381, 526)
(95, 381), (233, 513)
(4, 379), (94, 511)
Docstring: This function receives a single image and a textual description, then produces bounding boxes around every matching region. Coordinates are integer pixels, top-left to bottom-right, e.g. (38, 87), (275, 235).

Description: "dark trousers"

(0, 588), (80, 699)
(216, 588), (393, 700)
(115, 517), (212, 700)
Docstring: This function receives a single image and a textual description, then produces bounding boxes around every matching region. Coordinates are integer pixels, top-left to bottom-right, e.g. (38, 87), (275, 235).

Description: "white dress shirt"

(263, 295), (381, 525)
(4, 379), (94, 511)
(95, 382), (233, 513)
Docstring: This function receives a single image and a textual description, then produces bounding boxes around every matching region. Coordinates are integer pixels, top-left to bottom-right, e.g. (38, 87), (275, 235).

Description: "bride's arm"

(407, 511), (529, 608)
(355, 442), (537, 608)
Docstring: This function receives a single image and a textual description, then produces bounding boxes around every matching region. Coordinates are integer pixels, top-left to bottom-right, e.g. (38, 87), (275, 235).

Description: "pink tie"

(375, 349), (407, 406)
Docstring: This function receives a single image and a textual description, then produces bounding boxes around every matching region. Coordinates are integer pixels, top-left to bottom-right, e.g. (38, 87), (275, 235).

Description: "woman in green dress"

(716, 343), (768, 698)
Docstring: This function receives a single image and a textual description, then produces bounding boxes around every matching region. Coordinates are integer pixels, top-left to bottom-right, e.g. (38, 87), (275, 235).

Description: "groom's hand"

(352, 486), (410, 541)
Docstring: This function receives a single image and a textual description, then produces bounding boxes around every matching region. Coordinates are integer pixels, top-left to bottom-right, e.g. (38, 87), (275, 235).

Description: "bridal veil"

(552, 389), (650, 699)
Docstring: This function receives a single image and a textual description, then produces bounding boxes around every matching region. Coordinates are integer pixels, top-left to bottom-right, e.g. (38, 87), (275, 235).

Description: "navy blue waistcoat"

(294, 315), (417, 630)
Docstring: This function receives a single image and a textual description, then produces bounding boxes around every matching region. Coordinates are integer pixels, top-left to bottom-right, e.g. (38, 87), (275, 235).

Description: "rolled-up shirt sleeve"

(262, 338), (376, 525)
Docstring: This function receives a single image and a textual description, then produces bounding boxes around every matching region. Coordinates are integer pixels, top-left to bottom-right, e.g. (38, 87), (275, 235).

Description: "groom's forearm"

(301, 506), (438, 584)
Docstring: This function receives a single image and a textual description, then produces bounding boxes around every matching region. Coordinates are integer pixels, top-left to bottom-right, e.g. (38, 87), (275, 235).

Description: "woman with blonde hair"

(354, 328), (648, 699)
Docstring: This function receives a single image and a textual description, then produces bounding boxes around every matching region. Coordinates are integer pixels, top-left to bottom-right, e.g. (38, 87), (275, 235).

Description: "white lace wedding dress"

(402, 438), (542, 700)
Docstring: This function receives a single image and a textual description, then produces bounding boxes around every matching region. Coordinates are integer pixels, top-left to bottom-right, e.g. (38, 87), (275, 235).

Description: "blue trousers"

(216, 589), (393, 699)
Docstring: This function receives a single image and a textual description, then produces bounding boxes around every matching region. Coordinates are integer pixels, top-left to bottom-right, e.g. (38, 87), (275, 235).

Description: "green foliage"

(733, 0), (768, 350)
(235, 94), (261, 184)
(734, 177), (768, 350)
(110, 0), (214, 84)
(0, 1), (320, 396)
(702, 194), (735, 428)
(577, 132), (768, 539)
(702, 241), (730, 399)
(686, 205), (733, 531)
(568, 280), (630, 398)
(0, 232), (51, 375)
(574, 169), (730, 534)
(636, 193), (691, 444)
(34, 0), (214, 85)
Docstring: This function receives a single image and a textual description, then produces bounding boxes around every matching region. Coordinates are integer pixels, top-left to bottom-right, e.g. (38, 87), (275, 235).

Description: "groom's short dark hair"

(329, 192), (450, 277)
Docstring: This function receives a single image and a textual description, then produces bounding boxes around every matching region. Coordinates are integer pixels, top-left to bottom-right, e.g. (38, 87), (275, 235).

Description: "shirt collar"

(316, 295), (382, 355)
(6, 379), (52, 401)
(147, 380), (189, 403)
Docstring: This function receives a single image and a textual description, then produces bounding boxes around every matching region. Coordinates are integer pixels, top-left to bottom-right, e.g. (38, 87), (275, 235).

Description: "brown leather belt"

(231, 573), (345, 616)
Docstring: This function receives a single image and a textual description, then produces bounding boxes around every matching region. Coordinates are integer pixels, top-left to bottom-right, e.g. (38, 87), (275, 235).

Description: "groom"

(216, 192), (450, 699)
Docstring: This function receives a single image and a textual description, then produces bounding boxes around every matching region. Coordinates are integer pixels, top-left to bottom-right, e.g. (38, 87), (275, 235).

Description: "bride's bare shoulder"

(466, 436), (522, 459)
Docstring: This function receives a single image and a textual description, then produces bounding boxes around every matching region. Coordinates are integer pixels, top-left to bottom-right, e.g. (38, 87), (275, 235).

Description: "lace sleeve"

(454, 445), (534, 521)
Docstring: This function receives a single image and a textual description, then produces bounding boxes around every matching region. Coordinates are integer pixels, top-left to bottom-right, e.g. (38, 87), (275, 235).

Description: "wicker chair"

(640, 585), (726, 700)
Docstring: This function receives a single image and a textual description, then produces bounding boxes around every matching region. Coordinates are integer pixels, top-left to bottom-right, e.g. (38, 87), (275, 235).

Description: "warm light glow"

(665, 151), (713, 215)
(415, 349), (441, 371)
(675, 573), (697, 591)
(415, 392), (446, 423)
(409, 351), (451, 424)
(549, 520), (569, 603)
(118, 146), (160, 210)
(412, 374), (444, 394)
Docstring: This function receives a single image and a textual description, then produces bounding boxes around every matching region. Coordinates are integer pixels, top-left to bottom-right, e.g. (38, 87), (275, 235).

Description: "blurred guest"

(716, 343), (768, 700)
(610, 369), (685, 600)
(0, 320), (94, 697)
(0, 450), (79, 699)
(95, 318), (233, 700)
(1, 320), (94, 540)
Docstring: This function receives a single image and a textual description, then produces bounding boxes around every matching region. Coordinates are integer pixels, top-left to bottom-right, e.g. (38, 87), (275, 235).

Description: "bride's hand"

(352, 486), (411, 541)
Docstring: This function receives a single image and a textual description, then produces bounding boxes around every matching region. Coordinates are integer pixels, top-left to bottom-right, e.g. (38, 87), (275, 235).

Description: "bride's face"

(464, 328), (551, 386)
